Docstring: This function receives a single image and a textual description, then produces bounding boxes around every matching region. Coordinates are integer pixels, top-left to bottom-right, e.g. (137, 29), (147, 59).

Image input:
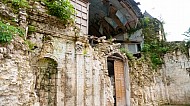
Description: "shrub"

(11, 0), (29, 8)
(45, 0), (75, 22)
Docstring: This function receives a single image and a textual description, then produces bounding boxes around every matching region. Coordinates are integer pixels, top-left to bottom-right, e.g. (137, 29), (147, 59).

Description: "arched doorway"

(34, 57), (58, 106)
(107, 53), (127, 106)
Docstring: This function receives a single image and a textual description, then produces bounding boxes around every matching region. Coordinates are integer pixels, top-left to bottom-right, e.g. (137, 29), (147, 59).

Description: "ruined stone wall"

(0, 1), (130, 106)
(27, 7), (122, 105)
(0, 2), (36, 105)
(129, 58), (159, 106)
(0, 31), (124, 106)
(0, 36), (35, 105)
(162, 52), (190, 104)
(130, 51), (190, 106)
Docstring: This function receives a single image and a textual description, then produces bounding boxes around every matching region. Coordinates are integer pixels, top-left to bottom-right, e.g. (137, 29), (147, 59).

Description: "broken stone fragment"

(0, 53), (3, 59)
(0, 47), (7, 54)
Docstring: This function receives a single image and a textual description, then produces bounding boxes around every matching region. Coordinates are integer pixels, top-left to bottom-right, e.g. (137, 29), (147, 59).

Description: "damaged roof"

(143, 11), (154, 19)
(123, 0), (142, 18)
(88, 0), (142, 38)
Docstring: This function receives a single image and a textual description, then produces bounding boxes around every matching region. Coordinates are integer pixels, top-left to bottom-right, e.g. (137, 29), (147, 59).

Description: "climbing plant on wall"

(140, 17), (168, 69)
(141, 42), (169, 69)
(141, 17), (190, 69)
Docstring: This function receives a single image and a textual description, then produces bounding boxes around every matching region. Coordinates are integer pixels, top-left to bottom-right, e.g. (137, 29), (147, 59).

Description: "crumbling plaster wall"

(0, 31), (125, 106)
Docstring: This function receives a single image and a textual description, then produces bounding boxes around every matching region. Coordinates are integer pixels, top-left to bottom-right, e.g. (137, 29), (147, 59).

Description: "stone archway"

(34, 57), (58, 106)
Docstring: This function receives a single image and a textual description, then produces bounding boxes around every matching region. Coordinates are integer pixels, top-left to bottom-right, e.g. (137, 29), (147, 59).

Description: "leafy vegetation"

(124, 17), (170, 69)
(141, 42), (168, 69)
(141, 38), (190, 69)
(120, 48), (134, 60)
(2, 0), (75, 22)
(0, 21), (24, 43)
(44, 0), (75, 22)
(183, 27), (190, 38)
(141, 17), (166, 43)
(10, 0), (29, 8)
(141, 17), (190, 69)
(83, 49), (87, 55)
(137, 17), (166, 68)
(2, 0), (29, 13)
(127, 26), (142, 35)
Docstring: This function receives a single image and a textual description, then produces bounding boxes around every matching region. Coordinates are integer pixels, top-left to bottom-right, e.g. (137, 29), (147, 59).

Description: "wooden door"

(114, 60), (126, 106)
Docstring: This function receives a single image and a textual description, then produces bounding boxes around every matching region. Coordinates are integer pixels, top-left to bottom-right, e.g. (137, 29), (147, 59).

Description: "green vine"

(24, 40), (36, 51)
(0, 21), (24, 43)
(141, 17), (168, 69)
(127, 24), (142, 35)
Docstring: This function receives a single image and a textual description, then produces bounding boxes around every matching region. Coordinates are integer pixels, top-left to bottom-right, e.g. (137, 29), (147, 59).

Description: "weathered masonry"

(1, 0), (190, 106)
(0, 1), (131, 106)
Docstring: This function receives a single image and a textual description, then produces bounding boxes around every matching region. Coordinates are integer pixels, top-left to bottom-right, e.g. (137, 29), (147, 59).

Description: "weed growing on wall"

(140, 17), (168, 69)
(2, 0), (29, 12)
(120, 48), (134, 60)
(45, 0), (75, 22)
(10, 0), (29, 8)
(0, 21), (24, 43)
(24, 40), (36, 51)
(141, 42), (168, 69)
(28, 25), (36, 34)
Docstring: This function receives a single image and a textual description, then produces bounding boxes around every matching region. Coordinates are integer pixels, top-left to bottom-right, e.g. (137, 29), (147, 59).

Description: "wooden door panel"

(114, 60), (126, 106)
